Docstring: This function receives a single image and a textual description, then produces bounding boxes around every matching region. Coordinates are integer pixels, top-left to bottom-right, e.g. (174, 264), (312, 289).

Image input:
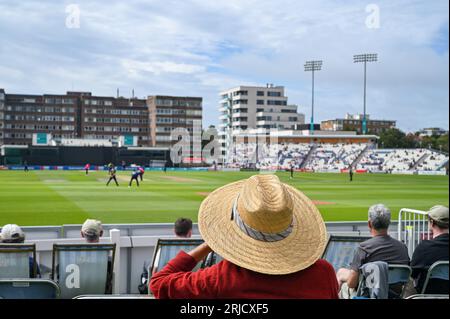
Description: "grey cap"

(428, 205), (449, 226)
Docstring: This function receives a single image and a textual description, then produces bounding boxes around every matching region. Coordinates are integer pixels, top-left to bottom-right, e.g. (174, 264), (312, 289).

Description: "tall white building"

(218, 84), (305, 160)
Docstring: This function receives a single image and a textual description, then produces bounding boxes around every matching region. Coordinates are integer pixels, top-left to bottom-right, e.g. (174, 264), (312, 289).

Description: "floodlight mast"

(304, 60), (322, 133)
(353, 53), (378, 135)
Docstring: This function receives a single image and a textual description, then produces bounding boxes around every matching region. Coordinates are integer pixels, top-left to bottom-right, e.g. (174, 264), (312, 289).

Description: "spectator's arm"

(149, 249), (219, 299)
(346, 270), (359, 289)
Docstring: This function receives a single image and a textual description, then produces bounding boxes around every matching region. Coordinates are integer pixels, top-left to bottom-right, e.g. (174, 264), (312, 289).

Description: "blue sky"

(0, 0), (448, 132)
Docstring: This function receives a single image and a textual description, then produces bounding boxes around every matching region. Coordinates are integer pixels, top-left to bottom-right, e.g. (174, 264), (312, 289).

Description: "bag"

(138, 261), (151, 295)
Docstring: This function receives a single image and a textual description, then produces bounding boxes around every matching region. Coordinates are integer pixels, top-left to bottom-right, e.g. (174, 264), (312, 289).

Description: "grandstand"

(227, 140), (448, 174)
(357, 149), (449, 173)
(303, 143), (368, 171)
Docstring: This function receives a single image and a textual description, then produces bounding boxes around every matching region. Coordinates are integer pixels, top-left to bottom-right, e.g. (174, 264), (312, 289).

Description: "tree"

(378, 128), (418, 149)
(437, 134), (449, 153)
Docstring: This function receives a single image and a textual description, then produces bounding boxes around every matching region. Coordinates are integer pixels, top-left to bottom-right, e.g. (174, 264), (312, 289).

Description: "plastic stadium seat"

(51, 243), (116, 299)
(0, 279), (60, 299)
(0, 244), (37, 279)
(421, 261), (449, 294)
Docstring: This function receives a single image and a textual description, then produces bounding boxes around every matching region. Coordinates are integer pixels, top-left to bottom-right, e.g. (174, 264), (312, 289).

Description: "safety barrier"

(397, 208), (431, 257)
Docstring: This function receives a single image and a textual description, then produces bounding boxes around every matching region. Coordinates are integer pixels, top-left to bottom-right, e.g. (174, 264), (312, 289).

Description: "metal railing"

(397, 208), (431, 257)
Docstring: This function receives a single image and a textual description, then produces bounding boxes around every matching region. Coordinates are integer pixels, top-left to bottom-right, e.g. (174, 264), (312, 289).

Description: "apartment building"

(81, 93), (150, 145)
(0, 89), (5, 145)
(0, 90), (79, 145)
(147, 95), (203, 149)
(321, 113), (396, 135)
(0, 89), (202, 148)
(218, 84), (305, 157)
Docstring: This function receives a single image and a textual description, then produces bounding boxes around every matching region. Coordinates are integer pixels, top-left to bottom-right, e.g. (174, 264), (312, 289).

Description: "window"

(257, 100), (264, 105)
(267, 100), (287, 106)
(267, 91), (281, 97)
(257, 91), (264, 96)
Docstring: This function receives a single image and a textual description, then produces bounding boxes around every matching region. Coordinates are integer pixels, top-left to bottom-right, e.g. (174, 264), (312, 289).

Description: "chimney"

(132, 89), (135, 99)
(117, 88), (119, 98)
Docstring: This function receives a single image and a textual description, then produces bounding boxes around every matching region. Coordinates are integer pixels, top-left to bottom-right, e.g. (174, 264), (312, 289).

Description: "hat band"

(232, 195), (293, 242)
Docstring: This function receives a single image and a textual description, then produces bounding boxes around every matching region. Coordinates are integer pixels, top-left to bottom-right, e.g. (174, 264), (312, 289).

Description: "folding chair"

(421, 261), (449, 294)
(51, 244), (115, 299)
(321, 235), (371, 271)
(0, 279), (60, 299)
(201, 251), (224, 268)
(356, 263), (412, 299)
(149, 239), (204, 277)
(0, 244), (37, 279)
(387, 264), (412, 299)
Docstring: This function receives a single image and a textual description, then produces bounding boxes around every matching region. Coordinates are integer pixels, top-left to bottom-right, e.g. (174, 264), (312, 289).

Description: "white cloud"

(121, 59), (206, 76)
(0, 0), (448, 131)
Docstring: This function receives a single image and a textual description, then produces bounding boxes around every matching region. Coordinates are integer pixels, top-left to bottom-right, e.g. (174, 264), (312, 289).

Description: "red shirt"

(150, 251), (339, 299)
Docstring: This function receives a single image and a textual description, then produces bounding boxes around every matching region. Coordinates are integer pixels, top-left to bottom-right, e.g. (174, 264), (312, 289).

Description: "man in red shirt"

(150, 174), (339, 299)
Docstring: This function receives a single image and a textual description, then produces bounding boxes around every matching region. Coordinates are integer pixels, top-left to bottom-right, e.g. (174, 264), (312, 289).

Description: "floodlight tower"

(304, 60), (322, 133)
(353, 53), (378, 135)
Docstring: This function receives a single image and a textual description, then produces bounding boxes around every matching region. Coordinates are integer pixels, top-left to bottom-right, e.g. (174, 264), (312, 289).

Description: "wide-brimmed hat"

(198, 174), (327, 275)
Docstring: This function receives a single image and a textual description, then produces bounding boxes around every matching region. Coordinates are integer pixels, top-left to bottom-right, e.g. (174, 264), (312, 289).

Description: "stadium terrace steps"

(300, 144), (317, 169)
(351, 144), (370, 169)
(412, 153), (431, 170)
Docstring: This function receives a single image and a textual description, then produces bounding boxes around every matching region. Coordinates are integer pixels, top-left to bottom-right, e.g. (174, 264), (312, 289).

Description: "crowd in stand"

(1, 176), (448, 299)
(358, 149), (448, 173)
(228, 142), (448, 173)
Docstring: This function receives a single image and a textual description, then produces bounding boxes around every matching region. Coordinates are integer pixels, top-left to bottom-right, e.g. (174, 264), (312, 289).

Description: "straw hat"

(198, 174), (327, 275)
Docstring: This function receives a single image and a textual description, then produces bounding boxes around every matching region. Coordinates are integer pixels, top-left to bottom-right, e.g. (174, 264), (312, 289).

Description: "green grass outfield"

(0, 170), (448, 226)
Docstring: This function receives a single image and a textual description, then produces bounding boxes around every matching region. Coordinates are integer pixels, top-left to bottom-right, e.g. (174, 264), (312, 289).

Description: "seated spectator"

(410, 205), (449, 294)
(336, 204), (410, 299)
(54, 219), (112, 293)
(80, 219), (112, 293)
(81, 219), (104, 243)
(150, 174), (339, 299)
(174, 218), (193, 238)
(0, 224), (41, 278)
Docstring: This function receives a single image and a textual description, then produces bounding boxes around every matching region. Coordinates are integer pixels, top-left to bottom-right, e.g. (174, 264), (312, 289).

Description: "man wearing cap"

(79, 219), (112, 293)
(56, 220), (112, 293)
(336, 204), (410, 299)
(150, 174), (339, 299)
(0, 224), (41, 278)
(410, 205), (449, 294)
